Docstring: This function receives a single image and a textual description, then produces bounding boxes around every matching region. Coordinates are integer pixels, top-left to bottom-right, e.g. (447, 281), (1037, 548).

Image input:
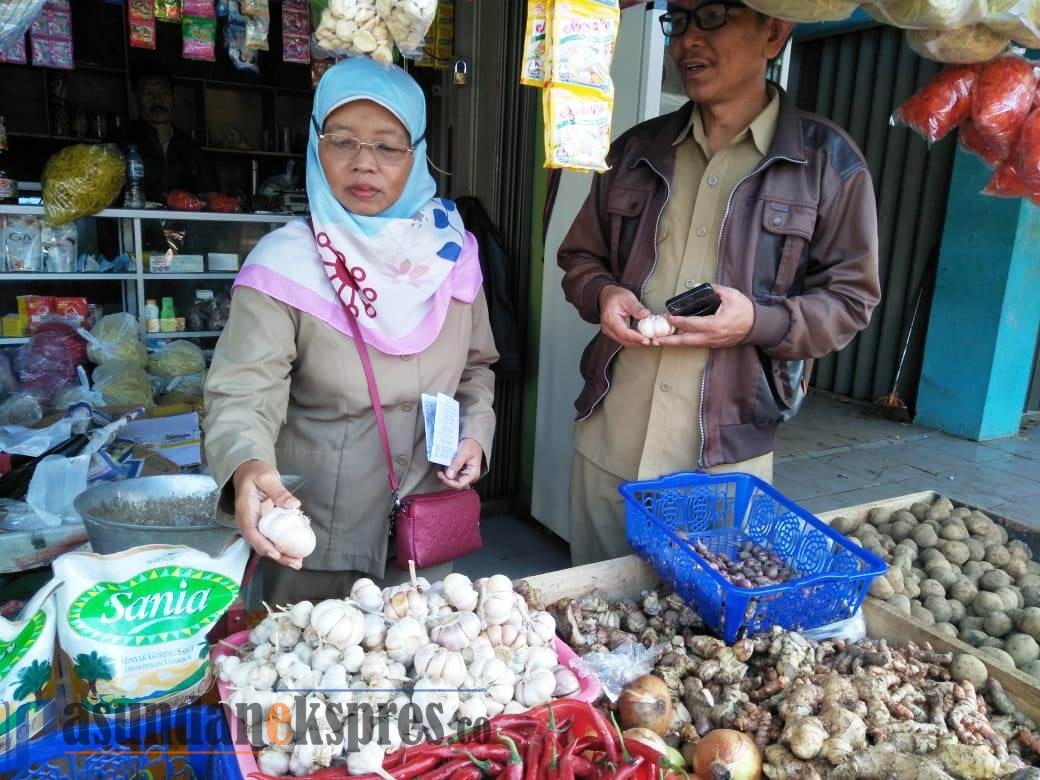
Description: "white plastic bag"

(573, 641), (658, 702)
(801, 609), (867, 643)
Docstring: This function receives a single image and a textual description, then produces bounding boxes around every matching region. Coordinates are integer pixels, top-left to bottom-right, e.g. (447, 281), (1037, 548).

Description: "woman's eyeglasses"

(660, 2), (746, 35)
(311, 116), (418, 166)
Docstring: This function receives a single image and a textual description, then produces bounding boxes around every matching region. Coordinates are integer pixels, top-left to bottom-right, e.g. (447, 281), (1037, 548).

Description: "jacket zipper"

(578, 157), (672, 422)
(698, 153), (807, 468)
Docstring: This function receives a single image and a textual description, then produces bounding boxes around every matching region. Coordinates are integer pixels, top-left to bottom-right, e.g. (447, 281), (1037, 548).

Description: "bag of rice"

(1, 581), (61, 753)
(52, 538), (249, 716)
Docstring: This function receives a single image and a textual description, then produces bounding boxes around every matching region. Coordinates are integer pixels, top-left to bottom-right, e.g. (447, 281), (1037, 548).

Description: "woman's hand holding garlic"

(233, 459), (306, 569)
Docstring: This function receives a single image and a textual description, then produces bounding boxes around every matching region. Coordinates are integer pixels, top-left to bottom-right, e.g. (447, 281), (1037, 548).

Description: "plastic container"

(143, 298), (159, 334)
(160, 297), (176, 333)
(620, 471), (887, 643)
(0, 704), (240, 778)
(123, 144), (145, 210)
(213, 627), (603, 779)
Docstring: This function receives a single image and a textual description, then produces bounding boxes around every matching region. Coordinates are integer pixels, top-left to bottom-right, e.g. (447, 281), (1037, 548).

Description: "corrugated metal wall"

(789, 26), (957, 407)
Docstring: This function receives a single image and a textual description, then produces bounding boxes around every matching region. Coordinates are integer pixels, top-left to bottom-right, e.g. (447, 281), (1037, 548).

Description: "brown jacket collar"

(631, 83), (809, 178)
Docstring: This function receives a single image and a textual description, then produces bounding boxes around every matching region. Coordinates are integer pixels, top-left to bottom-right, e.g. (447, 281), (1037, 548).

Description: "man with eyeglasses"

(559, 1), (881, 565)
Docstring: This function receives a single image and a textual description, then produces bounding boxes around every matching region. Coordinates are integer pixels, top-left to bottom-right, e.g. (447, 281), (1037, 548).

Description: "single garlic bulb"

(310, 599), (365, 650)
(258, 506), (317, 559)
(515, 667), (556, 708)
(413, 644), (467, 687)
(442, 573), (479, 612)
(553, 664), (580, 697)
(385, 616), (428, 666)
(527, 611), (557, 648)
(484, 623), (527, 651)
(637, 314), (675, 340)
(384, 586), (429, 622)
(524, 645), (559, 673)
(350, 578), (384, 613)
(362, 612), (388, 651)
(430, 611), (482, 651)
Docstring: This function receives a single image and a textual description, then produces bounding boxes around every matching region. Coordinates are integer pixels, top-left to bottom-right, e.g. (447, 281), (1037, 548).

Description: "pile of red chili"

(248, 699), (684, 780)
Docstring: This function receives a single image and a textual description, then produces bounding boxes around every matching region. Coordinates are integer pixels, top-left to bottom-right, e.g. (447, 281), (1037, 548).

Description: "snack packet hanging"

(0, 581), (61, 753)
(155, 0), (182, 22)
(972, 53), (1037, 159)
(225, 0), (260, 71)
(546, 0), (620, 94)
(891, 64), (977, 143)
(282, 0), (310, 64)
(128, 0), (157, 48)
(0, 33), (28, 64)
(544, 84), (614, 172)
(30, 0), (73, 70)
(959, 120), (1003, 166)
(905, 25), (1009, 64)
(240, 0), (269, 17)
(183, 0), (215, 15)
(182, 16), (217, 60)
(521, 0), (548, 86)
(245, 13), (270, 50)
(375, 0), (438, 58)
(52, 539), (249, 716)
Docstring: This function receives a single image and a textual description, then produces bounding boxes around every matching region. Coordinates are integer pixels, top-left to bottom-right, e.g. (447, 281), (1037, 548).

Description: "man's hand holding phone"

(654, 283), (755, 348)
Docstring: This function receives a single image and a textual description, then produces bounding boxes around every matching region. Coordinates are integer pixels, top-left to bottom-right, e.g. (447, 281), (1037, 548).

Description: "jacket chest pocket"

(761, 202), (817, 296)
(605, 186), (650, 277)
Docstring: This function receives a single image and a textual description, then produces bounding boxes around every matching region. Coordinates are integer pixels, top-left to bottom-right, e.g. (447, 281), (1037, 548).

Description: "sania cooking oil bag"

(0, 581), (61, 753)
(53, 538), (249, 716)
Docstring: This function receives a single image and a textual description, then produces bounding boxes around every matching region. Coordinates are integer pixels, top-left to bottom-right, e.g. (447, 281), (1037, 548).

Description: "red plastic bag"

(983, 160), (1035, 201)
(959, 119), (1003, 167)
(1014, 108), (1040, 193)
(166, 190), (205, 211)
(202, 191), (241, 213)
(972, 54), (1037, 160)
(13, 322), (86, 403)
(893, 65), (977, 143)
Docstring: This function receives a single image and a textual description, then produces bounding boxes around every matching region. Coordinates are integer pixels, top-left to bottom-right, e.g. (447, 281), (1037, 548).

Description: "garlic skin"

(360, 651), (391, 683)
(515, 667), (556, 708)
(552, 665), (581, 697)
(292, 642), (313, 666)
(216, 654), (241, 682)
(259, 506), (317, 559)
(310, 645), (342, 673)
(637, 314), (676, 340)
(347, 741), (388, 778)
(462, 636), (495, 664)
(429, 611), (481, 651)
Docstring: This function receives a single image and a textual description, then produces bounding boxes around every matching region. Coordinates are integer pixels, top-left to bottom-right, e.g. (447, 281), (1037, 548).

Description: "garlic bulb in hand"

(637, 314), (675, 340)
(258, 506), (317, 559)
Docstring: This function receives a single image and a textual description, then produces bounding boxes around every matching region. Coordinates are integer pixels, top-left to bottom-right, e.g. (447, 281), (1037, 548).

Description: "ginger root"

(830, 745), (954, 779)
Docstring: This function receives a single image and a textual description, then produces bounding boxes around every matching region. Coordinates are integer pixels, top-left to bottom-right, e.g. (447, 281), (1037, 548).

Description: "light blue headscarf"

(308, 56), (437, 233)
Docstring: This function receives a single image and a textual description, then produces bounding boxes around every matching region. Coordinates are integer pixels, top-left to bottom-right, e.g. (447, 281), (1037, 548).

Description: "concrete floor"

(456, 393), (1040, 580)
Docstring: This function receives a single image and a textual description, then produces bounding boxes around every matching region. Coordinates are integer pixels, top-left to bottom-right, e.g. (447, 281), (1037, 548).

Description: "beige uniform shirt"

(575, 93), (780, 482)
(204, 285), (498, 577)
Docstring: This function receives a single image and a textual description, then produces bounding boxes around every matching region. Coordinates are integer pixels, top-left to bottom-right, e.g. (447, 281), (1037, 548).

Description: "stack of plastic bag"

(892, 53), (1040, 202)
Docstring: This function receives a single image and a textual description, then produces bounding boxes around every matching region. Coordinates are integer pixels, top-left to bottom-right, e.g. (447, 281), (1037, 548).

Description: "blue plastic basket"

(620, 471), (887, 643)
(1, 704), (243, 779)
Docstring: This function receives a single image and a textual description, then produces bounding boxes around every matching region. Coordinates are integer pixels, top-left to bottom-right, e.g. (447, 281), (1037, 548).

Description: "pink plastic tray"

(212, 629), (601, 778)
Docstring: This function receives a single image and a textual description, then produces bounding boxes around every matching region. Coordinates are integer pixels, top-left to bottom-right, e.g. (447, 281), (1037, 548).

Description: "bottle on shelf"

(124, 145), (145, 209)
(160, 297), (176, 333)
(144, 298), (160, 333)
(0, 116), (17, 205)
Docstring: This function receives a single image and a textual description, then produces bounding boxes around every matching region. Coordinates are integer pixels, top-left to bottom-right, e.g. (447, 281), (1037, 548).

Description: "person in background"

(119, 67), (215, 201)
(204, 57), (497, 603)
(558, 0), (881, 565)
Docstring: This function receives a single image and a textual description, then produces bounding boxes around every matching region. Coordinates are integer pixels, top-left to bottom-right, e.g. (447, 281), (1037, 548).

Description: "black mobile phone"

(666, 283), (722, 317)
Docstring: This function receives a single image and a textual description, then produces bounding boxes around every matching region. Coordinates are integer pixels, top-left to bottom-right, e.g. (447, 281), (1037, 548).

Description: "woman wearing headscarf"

(204, 57), (498, 603)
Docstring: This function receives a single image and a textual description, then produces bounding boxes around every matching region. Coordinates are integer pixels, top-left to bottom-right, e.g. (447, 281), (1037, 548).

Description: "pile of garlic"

(374, 0), (438, 56)
(314, 0), (395, 64)
(215, 573), (580, 777)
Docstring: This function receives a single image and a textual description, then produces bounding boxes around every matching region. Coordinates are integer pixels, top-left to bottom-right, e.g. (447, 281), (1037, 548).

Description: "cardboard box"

(53, 297), (88, 329)
(23, 296), (55, 332)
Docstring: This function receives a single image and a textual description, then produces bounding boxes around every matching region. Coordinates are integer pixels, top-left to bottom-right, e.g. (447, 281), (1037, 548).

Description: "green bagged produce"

(41, 144), (125, 227)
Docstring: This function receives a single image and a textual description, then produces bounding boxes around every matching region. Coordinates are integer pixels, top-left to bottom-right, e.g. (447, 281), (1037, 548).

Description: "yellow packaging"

(2, 314), (24, 337)
(521, 0), (549, 87)
(543, 83), (615, 172)
(546, 0), (620, 94)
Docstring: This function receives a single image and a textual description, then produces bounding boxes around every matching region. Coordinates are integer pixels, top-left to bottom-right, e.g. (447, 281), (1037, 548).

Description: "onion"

(619, 674), (672, 736)
(694, 729), (761, 780)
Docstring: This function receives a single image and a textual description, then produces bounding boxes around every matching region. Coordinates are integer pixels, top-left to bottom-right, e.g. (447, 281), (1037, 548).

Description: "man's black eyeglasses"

(660, 2), (745, 35)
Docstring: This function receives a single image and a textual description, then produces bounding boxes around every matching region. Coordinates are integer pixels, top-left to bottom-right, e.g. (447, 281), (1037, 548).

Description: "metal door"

(789, 25), (958, 409)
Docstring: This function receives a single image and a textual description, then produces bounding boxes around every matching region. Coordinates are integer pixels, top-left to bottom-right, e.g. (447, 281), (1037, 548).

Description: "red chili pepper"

(542, 729), (560, 778)
(422, 757), (472, 780)
(525, 721), (547, 780)
(558, 754), (576, 780)
(453, 744), (510, 763)
(389, 754), (450, 778)
(449, 768), (481, 780)
(586, 706), (620, 765)
(570, 756), (596, 777)
(613, 756), (645, 780)
(497, 732), (525, 780)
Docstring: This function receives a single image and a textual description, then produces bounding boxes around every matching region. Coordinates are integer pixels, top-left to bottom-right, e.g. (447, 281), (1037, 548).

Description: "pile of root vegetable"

(544, 584), (1040, 779)
(215, 573), (581, 777)
(830, 496), (1040, 678)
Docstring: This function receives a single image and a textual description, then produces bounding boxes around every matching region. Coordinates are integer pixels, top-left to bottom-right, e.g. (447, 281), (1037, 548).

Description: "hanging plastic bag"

(41, 144), (125, 227)
(82, 313), (147, 367)
(984, 0), (1040, 48)
(92, 359), (154, 409)
(959, 119), (1003, 166)
(1014, 107), (1040, 194)
(375, 0), (437, 58)
(982, 159), (1037, 201)
(0, 0), (47, 51)
(905, 25), (1009, 64)
(312, 0), (394, 63)
(972, 53), (1038, 159)
(868, 0), (984, 30)
(891, 63), (977, 143)
(744, 0), (858, 23)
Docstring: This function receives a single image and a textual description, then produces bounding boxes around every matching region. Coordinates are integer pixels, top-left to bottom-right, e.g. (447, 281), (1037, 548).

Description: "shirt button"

(660, 382), (671, 393)
(401, 402), (414, 412)
(771, 215), (783, 227)
(396, 455), (408, 466)
(685, 279), (697, 289)
(695, 226), (707, 237)
(707, 176), (719, 186)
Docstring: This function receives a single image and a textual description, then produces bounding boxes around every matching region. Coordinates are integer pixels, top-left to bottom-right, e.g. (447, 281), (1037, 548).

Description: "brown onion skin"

(694, 729), (761, 780)
(618, 674), (673, 736)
